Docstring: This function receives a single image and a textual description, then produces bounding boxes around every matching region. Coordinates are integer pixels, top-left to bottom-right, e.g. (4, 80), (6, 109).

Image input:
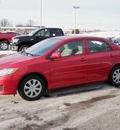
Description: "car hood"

(0, 53), (34, 69)
(13, 35), (33, 40)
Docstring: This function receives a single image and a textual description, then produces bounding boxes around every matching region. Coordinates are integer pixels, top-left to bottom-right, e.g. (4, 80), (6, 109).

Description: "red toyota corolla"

(0, 36), (120, 101)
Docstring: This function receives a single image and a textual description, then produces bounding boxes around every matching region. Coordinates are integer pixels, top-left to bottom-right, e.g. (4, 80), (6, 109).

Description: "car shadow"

(42, 81), (116, 100)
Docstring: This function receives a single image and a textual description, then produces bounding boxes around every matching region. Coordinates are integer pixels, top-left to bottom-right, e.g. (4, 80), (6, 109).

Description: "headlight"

(13, 39), (19, 43)
(0, 68), (18, 76)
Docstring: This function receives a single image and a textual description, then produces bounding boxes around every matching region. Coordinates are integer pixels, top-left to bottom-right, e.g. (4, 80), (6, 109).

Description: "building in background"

(0, 26), (45, 34)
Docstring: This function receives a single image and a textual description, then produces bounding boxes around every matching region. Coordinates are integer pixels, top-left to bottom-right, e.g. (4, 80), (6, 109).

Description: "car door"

(86, 39), (114, 81)
(49, 40), (88, 89)
(35, 29), (50, 43)
(51, 29), (64, 37)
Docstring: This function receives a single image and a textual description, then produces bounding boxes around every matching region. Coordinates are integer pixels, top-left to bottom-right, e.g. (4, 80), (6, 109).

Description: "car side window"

(87, 40), (112, 53)
(56, 40), (84, 57)
(51, 29), (61, 36)
(36, 29), (50, 37)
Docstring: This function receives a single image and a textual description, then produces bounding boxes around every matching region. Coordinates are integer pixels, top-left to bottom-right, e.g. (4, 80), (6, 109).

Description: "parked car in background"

(0, 36), (120, 101)
(11, 28), (64, 52)
(106, 37), (113, 42)
(0, 32), (20, 50)
(114, 38), (120, 47)
(107, 37), (120, 47)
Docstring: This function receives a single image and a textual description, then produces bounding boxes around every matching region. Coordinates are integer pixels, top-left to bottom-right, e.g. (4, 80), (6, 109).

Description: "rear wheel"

(18, 75), (46, 101)
(0, 40), (9, 50)
(109, 66), (120, 86)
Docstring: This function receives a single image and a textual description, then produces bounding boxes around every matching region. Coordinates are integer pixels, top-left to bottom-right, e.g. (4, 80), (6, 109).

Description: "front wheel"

(109, 66), (120, 86)
(19, 45), (29, 52)
(18, 75), (46, 101)
(0, 40), (9, 50)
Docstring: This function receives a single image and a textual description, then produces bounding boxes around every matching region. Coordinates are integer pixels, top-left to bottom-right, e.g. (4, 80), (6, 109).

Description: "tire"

(19, 45), (29, 52)
(0, 40), (9, 50)
(109, 66), (120, 86)
(18, 75), (46, 101)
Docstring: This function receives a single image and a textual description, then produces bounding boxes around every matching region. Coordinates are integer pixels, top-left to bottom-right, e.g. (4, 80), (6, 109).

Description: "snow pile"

(85, 31), (120, 38)
(69, 31), (120, 38)
(0, 50), (16, 55)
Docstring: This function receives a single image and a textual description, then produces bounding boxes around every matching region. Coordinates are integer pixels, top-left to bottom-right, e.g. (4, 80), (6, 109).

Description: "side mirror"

(51, 52), (61, 59)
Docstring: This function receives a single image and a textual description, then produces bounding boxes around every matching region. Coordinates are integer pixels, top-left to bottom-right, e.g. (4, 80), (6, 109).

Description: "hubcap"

(21, 46), (28, 52)
(113, 69), (120, 83)
(24, 79), (42, 98)
(0, 43), (8, 50)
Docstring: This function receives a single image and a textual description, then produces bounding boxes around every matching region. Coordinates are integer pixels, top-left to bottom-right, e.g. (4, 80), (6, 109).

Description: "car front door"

(49, 40), (88, 89)
(86, 39), (114, 82)
(35, 29), (50, 43)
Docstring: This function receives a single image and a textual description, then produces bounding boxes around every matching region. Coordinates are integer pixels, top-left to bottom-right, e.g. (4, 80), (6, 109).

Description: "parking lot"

(0, 78), (120, 130)
(0, 0), (120, 128)
(0, 50), (120, 130)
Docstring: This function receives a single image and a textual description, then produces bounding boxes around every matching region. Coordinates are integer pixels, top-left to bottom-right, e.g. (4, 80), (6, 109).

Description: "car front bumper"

(11, 45), (18, 51)
(0, 75), (18, 95)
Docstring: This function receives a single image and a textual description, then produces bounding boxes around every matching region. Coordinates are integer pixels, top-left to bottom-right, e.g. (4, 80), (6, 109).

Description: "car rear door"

(35, 29), (50, 43)
(49, 39), (88, 89)
(86, 38), (115, 82)
(50, 29), (64, 37)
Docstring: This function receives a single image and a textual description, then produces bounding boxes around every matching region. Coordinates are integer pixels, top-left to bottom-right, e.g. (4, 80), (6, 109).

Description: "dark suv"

(11, 28), (64, 52)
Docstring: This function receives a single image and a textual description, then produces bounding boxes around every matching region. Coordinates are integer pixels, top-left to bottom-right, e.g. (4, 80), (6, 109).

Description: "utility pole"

(73, 6), (80, 34)
(40, 0), (42, 28)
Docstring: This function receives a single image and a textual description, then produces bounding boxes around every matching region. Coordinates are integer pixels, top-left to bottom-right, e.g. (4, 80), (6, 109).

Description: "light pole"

(40, 0), (42, 28)
(73, 6), (80, 34)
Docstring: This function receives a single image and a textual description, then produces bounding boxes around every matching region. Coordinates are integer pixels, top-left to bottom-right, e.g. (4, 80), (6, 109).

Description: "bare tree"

(26, 19), (35, 27)
(16, 23), (24, 27)
(0, 18), (10, 27)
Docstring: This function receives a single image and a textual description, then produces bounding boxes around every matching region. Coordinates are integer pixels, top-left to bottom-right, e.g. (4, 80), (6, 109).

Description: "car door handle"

(81, 58), (86, 61)
(110, 54), (114, 57)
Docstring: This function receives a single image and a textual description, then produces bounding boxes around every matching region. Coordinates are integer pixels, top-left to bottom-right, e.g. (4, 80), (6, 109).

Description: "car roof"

(0, 31), (17, 34)
(40, 27), (62, 30)
(51, 35), (106, 40)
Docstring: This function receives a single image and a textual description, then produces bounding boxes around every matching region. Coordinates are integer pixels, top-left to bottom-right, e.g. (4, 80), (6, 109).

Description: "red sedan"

(0, 36), (120, 101)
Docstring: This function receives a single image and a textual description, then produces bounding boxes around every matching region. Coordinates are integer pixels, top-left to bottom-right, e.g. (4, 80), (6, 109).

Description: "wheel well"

(0, 39), (9, 44)
(18, 73), (48, 90)
(111, 63), (120, 71)
(18, 42), (33, 51)
(114, 63), (120, 67)
(109, 63), (120, 79)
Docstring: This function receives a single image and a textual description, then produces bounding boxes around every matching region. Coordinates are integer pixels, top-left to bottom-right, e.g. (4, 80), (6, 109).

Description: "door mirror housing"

(51, 52), (61, 59)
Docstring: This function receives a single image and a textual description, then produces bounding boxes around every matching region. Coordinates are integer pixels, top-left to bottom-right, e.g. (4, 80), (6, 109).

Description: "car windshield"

(28, 28), (40, 36)
(24, 39), (62, 57)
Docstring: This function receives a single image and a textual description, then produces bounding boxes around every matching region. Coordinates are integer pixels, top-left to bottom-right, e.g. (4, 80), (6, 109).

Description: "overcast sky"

(0, 0), (120, 30)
